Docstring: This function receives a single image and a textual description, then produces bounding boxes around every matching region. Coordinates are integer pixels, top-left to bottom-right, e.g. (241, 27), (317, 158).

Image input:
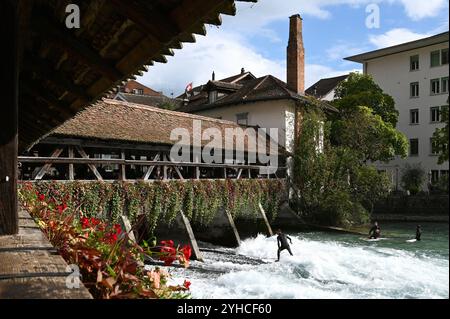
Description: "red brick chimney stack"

(287, 14), (305, 95)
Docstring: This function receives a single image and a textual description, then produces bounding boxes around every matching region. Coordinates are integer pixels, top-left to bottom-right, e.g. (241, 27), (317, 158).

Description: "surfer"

(368, 221), (381, 239)
(415, 225), (422, 241)
(276, 229), (293, 262)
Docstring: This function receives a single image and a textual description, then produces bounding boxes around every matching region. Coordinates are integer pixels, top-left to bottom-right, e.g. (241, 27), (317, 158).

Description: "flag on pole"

(185, 82), (193, 93)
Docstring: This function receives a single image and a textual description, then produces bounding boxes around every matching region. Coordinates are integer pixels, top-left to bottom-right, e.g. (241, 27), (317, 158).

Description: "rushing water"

(163, 222), (449, 299)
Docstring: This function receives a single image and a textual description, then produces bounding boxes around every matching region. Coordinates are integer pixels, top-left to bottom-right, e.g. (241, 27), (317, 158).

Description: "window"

(410, 82), (419, 97)
(431, 50), (441, 67)
(441, 170), (449, 179)
(409, 138), (419, 156)
(431, 106), (441, 123)
(236, 113), (249, 126)
(410, 55), (419, 71)
(441, 77), (449, 94)
(442, 48), (449, 65)
(431, 170), (440, 184)
(431, 78), (441, 95)
(133, 89), (144, 95)
(430, 138), (440, 155)
(410, 109), (419, 124)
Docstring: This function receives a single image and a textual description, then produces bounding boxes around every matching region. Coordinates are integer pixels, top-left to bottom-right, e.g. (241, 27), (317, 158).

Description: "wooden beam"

(0, 0), (19, 235)
(225, 210), (241, 247)
(110, 0), (181, 44)
(236, 168), (243, 179)
(24, 54), (91, 102)
(68, 147), (75, 181)
(75, 147), (103, 181)
(32, 13), (123, 81)
(258, 202), (274, 237)
(179, 210), (203, 261)
(33, 148), (64, 180)
(143, 153), (160, 180)
(120, 150), (126, 181)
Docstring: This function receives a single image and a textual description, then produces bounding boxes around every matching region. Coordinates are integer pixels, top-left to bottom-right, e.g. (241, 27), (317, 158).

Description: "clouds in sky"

(138, 0), (448, 95)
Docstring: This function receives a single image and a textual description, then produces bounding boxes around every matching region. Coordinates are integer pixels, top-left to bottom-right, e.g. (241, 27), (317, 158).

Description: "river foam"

(183, 234), (449, 299)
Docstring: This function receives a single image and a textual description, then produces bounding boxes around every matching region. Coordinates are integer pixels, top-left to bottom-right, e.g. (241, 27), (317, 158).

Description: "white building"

(346, 32), (449, 190)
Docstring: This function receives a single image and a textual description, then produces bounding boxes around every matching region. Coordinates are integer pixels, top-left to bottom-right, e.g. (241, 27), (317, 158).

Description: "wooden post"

(225, 210), (241, 247)
(0, 1), (19, 235)
(120, 150), (126, 181)
(179, 210), (204, 262)
(75, 147), (103, 181)
(143, 153), (160, 180)
(33, 148), (64, 180)
(258, 202), (274, 237)
(68, 147), (75, 180)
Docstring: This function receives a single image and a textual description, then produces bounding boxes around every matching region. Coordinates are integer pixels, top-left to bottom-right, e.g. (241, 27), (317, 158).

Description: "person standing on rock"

(276, 229), (293, 262)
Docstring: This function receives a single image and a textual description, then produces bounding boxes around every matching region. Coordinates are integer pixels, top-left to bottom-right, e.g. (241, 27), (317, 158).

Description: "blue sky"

(138, 0), (449, 97)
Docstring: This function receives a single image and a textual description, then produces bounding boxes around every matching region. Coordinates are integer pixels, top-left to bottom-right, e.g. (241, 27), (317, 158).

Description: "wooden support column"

(236, 168), (243, 179)
(68, 147), (75, 181)
(225, 210), (241, 247)
(258, 202), (274, 237)
(120, 150), (126, 181)
(75, 147), (103, 181)
(33, 148), (64, 180)
(179, 210), (204, 262)
(0, 0), (19, 235)
(143, 153), (160, 180)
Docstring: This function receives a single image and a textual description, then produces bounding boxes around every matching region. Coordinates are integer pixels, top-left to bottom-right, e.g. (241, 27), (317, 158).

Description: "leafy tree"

(334, 72), (399, 127)
(432, 104), (449, 165)
(401, 163), (426, 195)
(332, 106), (408, 162)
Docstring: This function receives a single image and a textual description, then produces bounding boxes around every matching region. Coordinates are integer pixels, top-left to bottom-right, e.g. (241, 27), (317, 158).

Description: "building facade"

(346, 32), (449, 190)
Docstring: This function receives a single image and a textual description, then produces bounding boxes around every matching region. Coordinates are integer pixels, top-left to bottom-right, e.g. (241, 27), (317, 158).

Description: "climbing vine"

(18, 179), (285, 234)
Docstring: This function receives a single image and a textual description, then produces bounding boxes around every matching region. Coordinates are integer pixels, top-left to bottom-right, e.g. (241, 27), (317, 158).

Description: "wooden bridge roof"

(50, 99), (280, 154)
(18, 0), (257, 151)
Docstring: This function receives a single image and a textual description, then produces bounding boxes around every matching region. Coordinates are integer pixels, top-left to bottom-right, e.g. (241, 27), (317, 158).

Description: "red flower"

(160, 240), (174, 248)
(159, 246), (177, 266)
(113, 224), (122, 235)
(180, 245), (192, 261)
(81, 217), (90, 229)
(56, 203), (68, 214)
(90, 217), (100, 226)
(183, 280), (191, 289)
(38, 194), (45, 202)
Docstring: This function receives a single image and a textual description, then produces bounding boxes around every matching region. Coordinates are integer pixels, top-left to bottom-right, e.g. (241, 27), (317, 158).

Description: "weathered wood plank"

(75, 147), (103, 181)
(33, 148), (64, 180)
(258, 202), (274, 237)
(0, 0), (19, 235)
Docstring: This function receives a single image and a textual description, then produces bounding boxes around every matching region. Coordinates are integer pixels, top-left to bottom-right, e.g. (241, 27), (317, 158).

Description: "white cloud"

(137, 29), (285, 96)
(369, 28), (432, 48)
(397, 0), (448, 21)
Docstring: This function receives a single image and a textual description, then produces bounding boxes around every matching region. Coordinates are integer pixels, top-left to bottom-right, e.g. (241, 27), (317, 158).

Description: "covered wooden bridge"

(1, 0), (257, 236)
(0, 0), (258, 299)
(18, 100), (285, 182)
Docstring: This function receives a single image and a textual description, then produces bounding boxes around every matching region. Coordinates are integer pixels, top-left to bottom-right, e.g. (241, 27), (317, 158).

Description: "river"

(165, 222), (449, 299)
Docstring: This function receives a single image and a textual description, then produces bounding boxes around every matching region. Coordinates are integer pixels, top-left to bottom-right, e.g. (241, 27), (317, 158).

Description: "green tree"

(332, 106), (408, 162)
(334, 72), (399, 127)
(432, 104), (449, 165)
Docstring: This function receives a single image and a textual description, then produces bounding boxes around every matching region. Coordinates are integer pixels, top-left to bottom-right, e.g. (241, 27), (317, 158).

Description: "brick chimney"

(287, 14), (305, 95)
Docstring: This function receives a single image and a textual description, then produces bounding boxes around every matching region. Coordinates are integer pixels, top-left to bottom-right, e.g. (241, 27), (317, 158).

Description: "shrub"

(401, 164), (426, 195)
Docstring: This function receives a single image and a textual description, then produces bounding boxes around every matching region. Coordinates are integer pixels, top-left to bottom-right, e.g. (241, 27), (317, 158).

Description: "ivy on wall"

(18, 179), (285, 233)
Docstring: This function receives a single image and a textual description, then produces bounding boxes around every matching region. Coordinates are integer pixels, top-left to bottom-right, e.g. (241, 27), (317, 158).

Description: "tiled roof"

(305, 74), (349, 99)
(116, 93), (183, 109)
(52, 99), (278, 154)
(177, 75), (338, 113)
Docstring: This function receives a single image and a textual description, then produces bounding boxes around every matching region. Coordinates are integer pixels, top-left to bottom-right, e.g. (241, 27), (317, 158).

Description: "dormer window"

(209, 90), (218, 103)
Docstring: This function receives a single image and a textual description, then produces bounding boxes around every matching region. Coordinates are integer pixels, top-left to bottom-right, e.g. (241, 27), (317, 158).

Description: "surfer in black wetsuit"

(276, 229), (293, 262)
(369, 221), (381, 239)
(415, 225), (422, 241)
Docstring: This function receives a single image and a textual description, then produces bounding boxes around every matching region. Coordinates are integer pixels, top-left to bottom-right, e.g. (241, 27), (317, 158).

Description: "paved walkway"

(0, 210), (92, 299)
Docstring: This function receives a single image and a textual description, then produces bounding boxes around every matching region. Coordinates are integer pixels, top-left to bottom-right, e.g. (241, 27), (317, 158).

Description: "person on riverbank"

(415, 225), (422, 241)
(276, 229), (293, 262)
(369, 221), (381, 239)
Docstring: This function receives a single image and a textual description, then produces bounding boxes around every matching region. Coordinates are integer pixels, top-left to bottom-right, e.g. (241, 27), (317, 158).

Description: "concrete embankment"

(372, 214), (449, 223)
